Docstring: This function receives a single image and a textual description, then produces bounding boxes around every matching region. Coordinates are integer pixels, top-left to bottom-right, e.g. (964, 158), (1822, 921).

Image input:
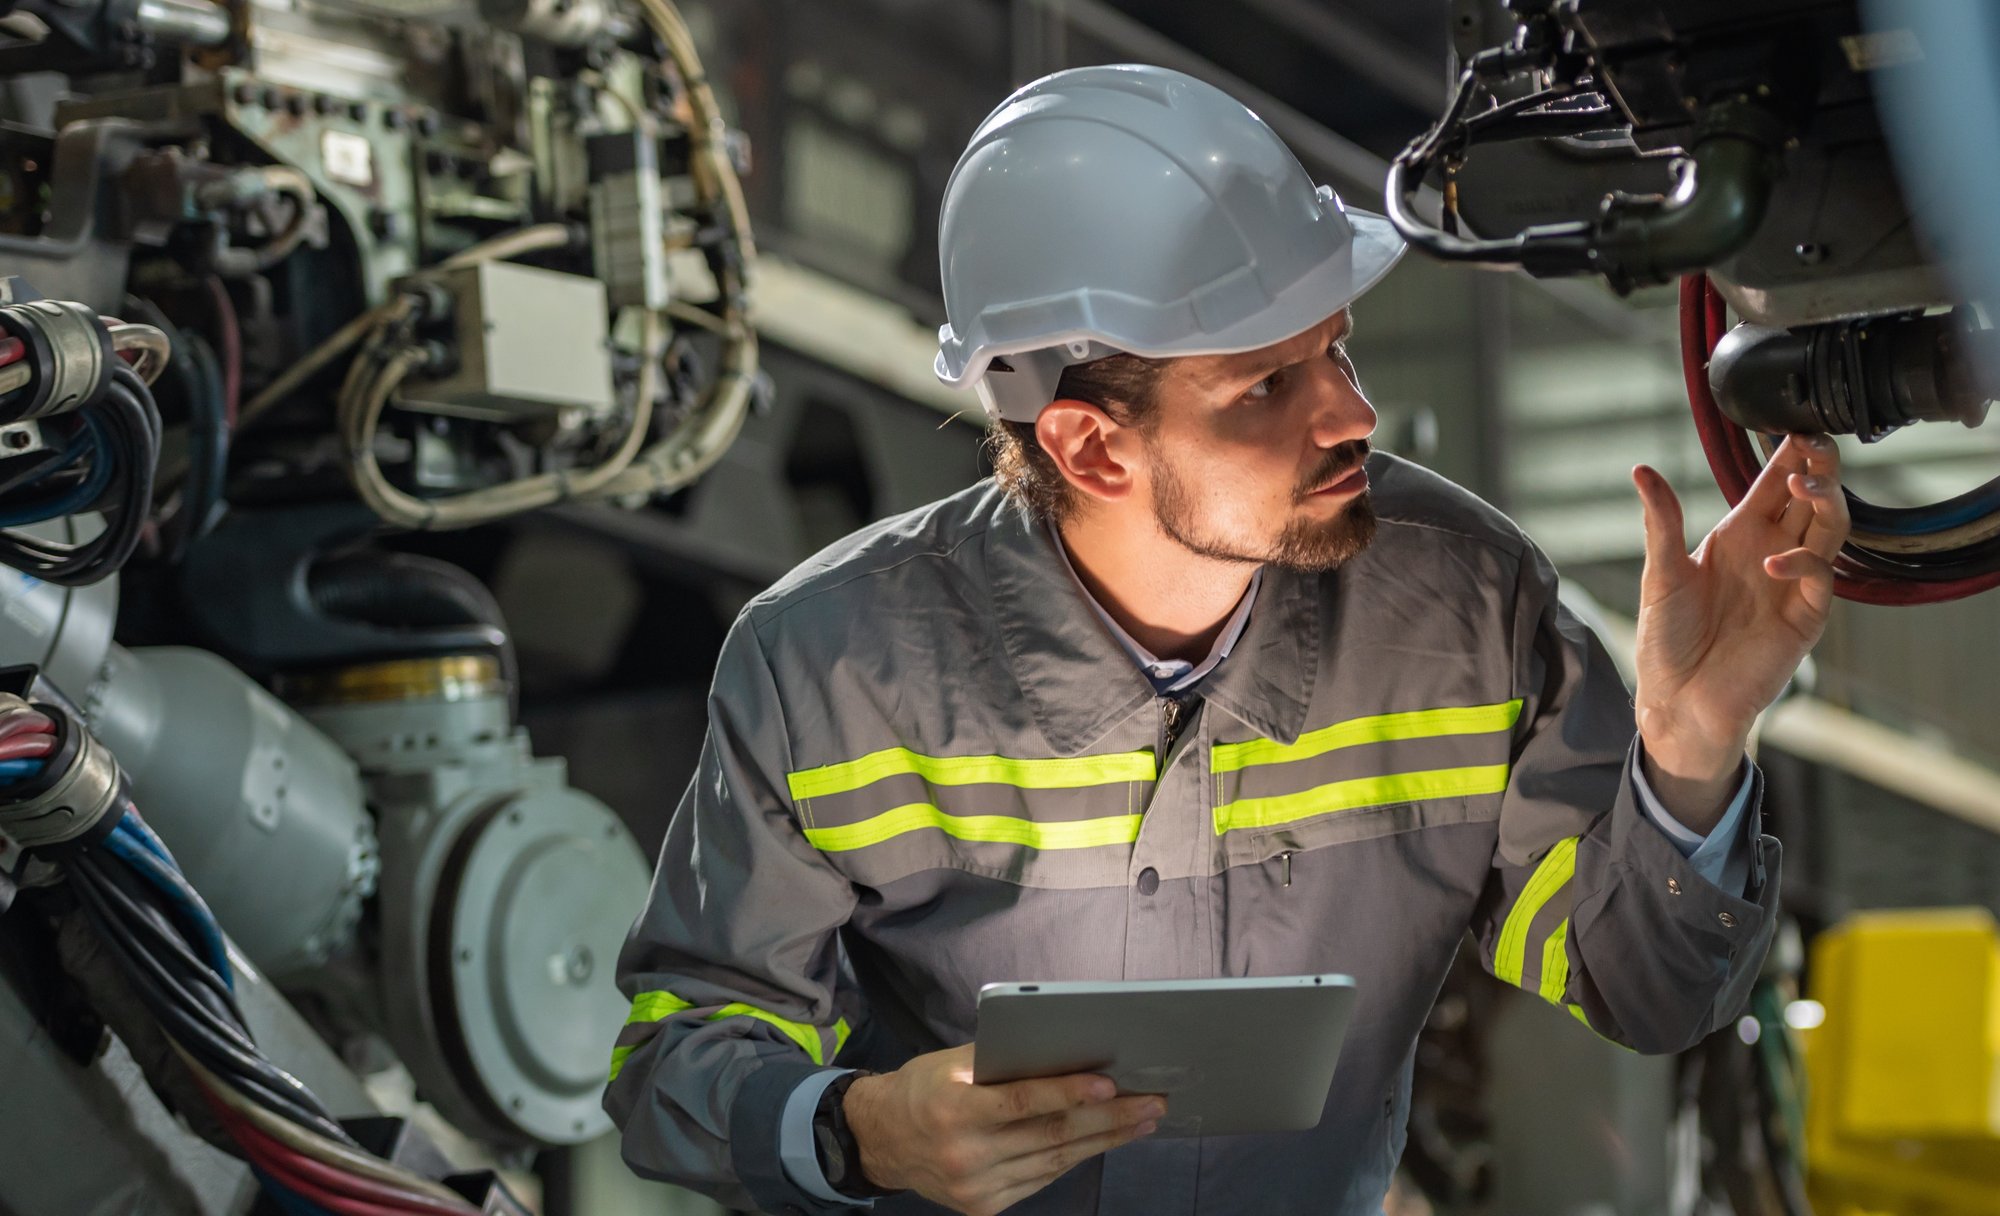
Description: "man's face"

(1137, 310), (1377, 573)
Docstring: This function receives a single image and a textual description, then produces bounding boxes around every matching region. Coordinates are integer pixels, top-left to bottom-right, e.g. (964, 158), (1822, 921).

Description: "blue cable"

(0, 758), (46, 783)
(0, 412), (115, 527)
(115, 807), (176, 866)
(102, 813), (235, 991)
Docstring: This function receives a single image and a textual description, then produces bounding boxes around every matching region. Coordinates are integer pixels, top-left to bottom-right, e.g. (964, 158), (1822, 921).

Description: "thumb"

(1633, 465), (1691, 586)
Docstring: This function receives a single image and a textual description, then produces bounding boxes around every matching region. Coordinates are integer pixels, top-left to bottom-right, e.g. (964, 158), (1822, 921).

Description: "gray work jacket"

(604, 453), (1781, 1215)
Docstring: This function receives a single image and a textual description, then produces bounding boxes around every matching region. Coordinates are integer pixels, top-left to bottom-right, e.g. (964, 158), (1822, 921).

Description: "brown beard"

(1150, 439), (1377, 573)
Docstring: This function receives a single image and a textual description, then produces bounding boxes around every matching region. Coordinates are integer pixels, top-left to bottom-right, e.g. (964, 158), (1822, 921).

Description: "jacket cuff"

(1608, 738), (1774, 922)
(781, 1069), (873, 1205)
(1575, 737), (1783, 1050)
(1628, 747), (1757, 893)
(730, 1060), (864, 1215)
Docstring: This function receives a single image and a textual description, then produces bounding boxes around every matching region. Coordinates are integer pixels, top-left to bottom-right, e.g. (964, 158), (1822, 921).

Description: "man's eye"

(1244, 373), (1280, 401)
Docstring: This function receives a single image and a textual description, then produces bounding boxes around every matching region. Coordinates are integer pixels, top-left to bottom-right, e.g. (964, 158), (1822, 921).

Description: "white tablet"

(972, 975), (1357, 1138)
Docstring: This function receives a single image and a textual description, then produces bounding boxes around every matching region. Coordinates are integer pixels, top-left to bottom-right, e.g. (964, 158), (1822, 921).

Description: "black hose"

(1385, 64), (1784, 287)
(307, 550), (519, 701)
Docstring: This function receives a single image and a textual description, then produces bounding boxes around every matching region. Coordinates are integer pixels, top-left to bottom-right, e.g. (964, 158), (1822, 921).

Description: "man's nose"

(1306, 359), (1376, 448)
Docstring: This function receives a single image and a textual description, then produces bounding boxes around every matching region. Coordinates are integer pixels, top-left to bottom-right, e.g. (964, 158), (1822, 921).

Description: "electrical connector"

(0, 682), (124, 853)
(0, 299), (114, 422)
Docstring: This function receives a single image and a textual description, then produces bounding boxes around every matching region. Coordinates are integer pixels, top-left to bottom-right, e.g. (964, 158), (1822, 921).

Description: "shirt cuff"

(779, 1068), (872, 1206)
(1630, 748), (1755, 895)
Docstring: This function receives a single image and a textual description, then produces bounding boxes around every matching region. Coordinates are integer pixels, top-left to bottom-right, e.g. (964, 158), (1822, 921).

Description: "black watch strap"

(813, 1070), (899, 1199)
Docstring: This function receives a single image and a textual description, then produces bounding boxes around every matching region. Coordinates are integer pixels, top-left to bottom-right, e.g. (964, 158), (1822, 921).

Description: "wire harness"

(306, 0), (757, 532)
(0, 689), (487, 1215)
(0, 299), (165, 584)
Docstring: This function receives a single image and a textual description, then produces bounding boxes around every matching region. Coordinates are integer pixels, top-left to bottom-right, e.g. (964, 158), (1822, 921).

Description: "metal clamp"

(0, 694), (123, 850)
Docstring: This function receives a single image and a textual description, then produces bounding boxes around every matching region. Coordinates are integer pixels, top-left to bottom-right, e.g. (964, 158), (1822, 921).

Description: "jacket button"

(1667, 877), (1682, 896)
(1717, 911), (1737, 928)
(1136, 867), (1160, 895)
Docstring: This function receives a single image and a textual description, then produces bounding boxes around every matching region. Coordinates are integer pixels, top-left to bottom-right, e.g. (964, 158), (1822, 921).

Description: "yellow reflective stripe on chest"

(802, 804), (1144, 852)
(1212, 765), (1513, 834)
(787, 746), (1157, 801)
(1209, 699), (1522, 834)
(1211, 699), (1523, 774)
(608, 991), (852, 1079)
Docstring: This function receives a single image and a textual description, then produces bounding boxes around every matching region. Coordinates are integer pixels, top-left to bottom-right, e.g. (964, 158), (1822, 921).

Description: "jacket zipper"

(1157, 695), (1186, 761)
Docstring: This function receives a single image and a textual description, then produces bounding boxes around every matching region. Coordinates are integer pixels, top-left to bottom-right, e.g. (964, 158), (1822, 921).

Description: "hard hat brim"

(936, 205), (1408, 420)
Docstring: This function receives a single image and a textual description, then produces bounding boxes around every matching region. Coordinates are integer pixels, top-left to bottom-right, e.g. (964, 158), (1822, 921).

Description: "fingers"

(1632, 465), (1692, 585)
(972, 1070), (1119, 1128)
(1765, 546), (1836, 615)
(1741, 434), (1811, 520)
(986, 1112), (1162, 1205)
(987, 1094), (1165, 1165)
(1790, 435), (1851, 561)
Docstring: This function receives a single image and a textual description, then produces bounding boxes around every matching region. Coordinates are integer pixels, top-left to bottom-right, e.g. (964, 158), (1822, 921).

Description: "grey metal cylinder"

(0, 534), (118, 696)
(134, 0), (233, 46)
(88, 646), (378, 979)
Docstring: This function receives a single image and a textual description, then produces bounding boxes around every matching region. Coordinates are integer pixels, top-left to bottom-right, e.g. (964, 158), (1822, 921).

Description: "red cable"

(0, 716), (54, 737)
(0, 735), (55, 761)
(197, 1082), (478, 1216)
(1678, 273), (2000, 605)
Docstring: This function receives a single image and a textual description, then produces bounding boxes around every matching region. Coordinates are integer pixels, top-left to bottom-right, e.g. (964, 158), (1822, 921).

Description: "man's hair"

(985, 352), (1172, 522)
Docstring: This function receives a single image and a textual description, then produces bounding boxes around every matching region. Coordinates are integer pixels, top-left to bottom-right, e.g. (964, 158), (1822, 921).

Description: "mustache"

(1298, 440), (1371, 497)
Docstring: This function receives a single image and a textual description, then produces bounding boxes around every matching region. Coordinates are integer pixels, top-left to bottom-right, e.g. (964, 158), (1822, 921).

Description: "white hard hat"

(934, 63), (1406, 423)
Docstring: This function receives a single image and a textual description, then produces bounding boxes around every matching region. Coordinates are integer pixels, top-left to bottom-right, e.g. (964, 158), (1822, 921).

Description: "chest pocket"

(1211, 700), (1520, 869)
(787, 746), (1156, 889)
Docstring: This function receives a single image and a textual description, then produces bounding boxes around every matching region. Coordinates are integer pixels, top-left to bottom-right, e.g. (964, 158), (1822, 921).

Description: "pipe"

(1594, 128), (1780, 292)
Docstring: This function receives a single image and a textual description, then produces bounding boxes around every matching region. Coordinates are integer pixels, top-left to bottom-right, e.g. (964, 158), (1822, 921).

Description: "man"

(605, 65), (1845, 1216)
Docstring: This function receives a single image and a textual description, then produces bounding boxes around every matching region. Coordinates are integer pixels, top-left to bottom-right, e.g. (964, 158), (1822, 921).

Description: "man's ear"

(1035, 399), (1141, 505)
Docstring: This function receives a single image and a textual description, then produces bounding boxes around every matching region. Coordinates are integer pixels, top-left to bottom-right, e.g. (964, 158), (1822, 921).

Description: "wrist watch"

(813, 1070), (898, 1199)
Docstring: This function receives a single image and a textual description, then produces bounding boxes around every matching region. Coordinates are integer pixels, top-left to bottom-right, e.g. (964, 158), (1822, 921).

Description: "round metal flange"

(430, 783), (648, 1144)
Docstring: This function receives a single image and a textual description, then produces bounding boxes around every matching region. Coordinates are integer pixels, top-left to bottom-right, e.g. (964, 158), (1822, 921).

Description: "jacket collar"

(983, 491), (1321, 756)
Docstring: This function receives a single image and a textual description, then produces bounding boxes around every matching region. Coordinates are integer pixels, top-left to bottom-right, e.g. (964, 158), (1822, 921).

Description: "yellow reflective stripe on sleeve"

(1210, 764), (1512, 835)
(626, 990), (694, 1024)
(803, 803), (1144, 853)
(1494, 836), (1579, 988)
(715, 1003), (828, 1064)
(1539, 917), (1571, 1005)
(788, 747), (1157, 801)
(608, 1044), (636, 1079)
(609, 992), (846, 1081)
(1211, 700), (1524, 775)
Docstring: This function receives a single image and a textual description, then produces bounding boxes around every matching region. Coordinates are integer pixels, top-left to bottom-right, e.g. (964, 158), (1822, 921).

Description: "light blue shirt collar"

(1048, 523), (1261, 696)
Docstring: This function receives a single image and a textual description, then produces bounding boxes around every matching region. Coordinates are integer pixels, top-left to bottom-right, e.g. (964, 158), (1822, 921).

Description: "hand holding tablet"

(842, 1043), (1162, 1215)
(973, 975), (1358, 1138)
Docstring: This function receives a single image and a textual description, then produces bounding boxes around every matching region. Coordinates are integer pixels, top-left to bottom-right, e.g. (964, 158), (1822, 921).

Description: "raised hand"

(1628, 434), (1849, 828)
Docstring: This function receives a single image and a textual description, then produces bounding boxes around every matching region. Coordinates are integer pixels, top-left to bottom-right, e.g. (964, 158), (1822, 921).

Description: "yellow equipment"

(1804, 907), (2000, 1215)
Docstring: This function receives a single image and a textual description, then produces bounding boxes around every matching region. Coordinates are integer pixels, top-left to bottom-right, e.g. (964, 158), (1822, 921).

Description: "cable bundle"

(291, 0), (756, 532)
(0, 342), (163, 585)
(0, 702), (483, 1216)
(1680, 274), (2000, 604)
